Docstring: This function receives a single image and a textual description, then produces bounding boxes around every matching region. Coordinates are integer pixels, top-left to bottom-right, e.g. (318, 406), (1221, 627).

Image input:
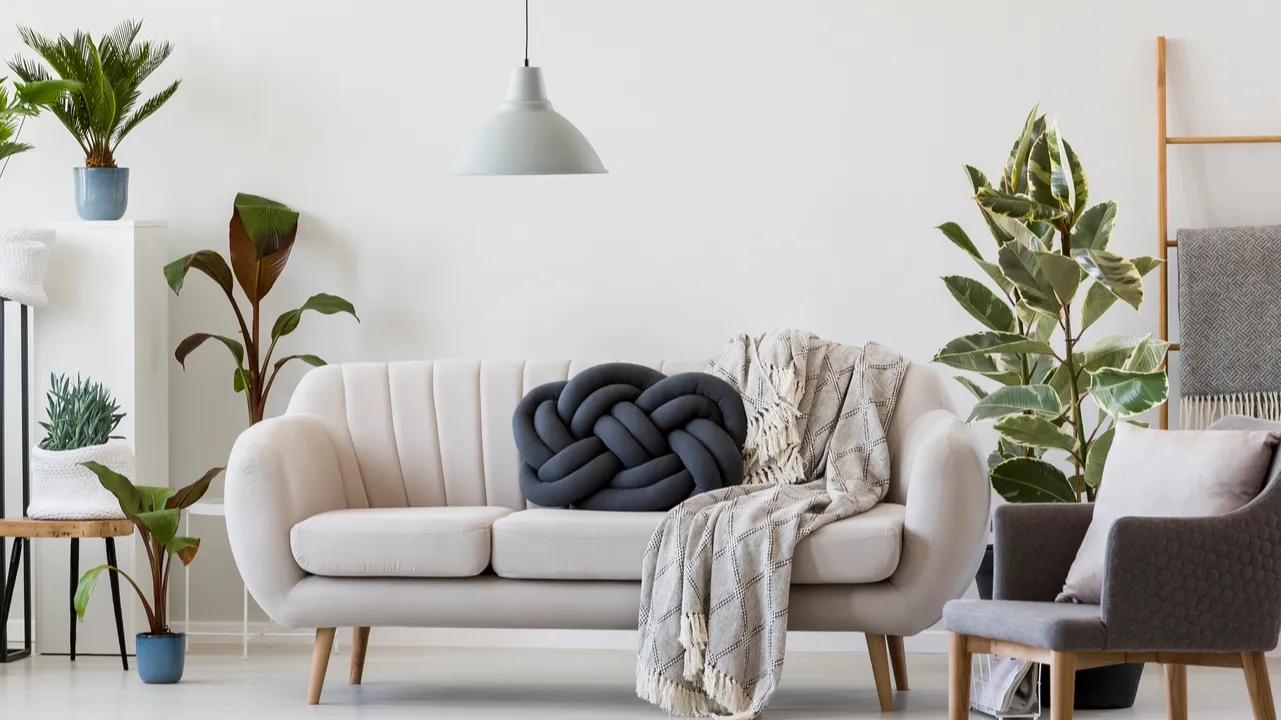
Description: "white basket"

(28, 441), (135, 520)
(0, 225), (54, 308)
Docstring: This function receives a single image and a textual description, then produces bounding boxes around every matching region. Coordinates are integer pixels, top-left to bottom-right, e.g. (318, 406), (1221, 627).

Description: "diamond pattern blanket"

(1178, 225), (1281, 429)
(635, 330), (908, 718)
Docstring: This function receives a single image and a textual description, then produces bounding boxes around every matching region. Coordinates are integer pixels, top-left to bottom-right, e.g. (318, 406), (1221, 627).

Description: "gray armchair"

(943, 416), (1281, 720)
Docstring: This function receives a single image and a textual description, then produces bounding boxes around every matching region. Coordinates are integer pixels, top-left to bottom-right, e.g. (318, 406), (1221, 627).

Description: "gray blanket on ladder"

(1178, 224), (1281, 428)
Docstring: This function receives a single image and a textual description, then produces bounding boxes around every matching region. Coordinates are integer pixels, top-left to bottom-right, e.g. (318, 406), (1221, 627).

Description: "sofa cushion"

(291, 506), (512, 578)
(490, 503), (905, 583)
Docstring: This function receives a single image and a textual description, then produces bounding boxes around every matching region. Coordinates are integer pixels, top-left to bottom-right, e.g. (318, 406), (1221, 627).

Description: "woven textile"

(1178, 225), (1281, 428)
(636, 331), (907, 718)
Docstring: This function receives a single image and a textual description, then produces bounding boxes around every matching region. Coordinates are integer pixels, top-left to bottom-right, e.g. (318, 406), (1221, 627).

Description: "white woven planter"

(0, 225), (54, 308)
(27, 441), (134, 520)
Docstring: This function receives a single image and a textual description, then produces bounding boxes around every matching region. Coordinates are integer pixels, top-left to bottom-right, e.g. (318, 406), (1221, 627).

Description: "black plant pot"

(973, 544), (1143, 710)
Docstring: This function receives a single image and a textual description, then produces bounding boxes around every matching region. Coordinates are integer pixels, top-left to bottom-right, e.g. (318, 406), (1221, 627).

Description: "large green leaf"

(233, 192), (300, 257)
(998, 242), (1059, 314)
(1071, 202), (1116, 251)
(975, 187), (1067, 222)
(1027, 124), (1071, 210)
(1001, 105), (1041, 195)
(935, 332), (1056, 364)
(942, 276), (1015, 332)
(135, 486), (174, 513)
(1123, 334), (1170, 373)
(174, 333), (244, 369)
(1089, 368), (1170, 418)
(270, 293), (359, 340)
(994, 415), (1079, 453)
(967, 385), (1063, 422)
(166, 466), (224, 510)
(164, 250), (234, 296)
(1047, 360), (1083, 407)
(1079, 258), (1163, 331)
(134, 508), (180, 546)
(1063, 139), (1089, 220)
(74, 564), (148, 622)
(954, 376), (989, 400)
(990, 457), (1077, 503)
(167, 536), (201, 566)
(1033, 250), (1083, 305)
(1073, 249), (1144, 311)
(938, 222), (981, 259)
(964, 165), (1013, 245)
(1029, 355), (1058, 385)
(988, 212), (1040, 248)
(1082, 335), (1146, 372)
(80, 461), (141, 516)
(933, 348), (1020, 385)
(1084, 425), (1115, 489)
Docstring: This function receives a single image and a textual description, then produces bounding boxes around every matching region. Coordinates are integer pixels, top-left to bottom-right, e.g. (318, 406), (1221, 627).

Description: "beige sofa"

(224, 358), (989, 706)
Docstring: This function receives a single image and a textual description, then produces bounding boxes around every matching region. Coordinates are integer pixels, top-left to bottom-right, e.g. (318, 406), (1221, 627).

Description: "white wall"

(2, 0), (1279, 626)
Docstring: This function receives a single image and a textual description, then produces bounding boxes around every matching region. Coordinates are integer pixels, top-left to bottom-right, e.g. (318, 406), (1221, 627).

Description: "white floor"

(0, 646), (1270, 718)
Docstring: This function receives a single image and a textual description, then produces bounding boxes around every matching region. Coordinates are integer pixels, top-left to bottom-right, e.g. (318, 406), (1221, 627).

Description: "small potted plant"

(0, 74), (78, 306)
(27, 374), (133, 520)
(74, 462), (223, 684)
(9, 19), (180, 221)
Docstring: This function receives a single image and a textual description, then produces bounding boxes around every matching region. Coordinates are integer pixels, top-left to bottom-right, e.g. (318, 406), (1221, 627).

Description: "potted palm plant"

(0, 75), (78, 306)
(933, 106), (1169, 710)
(9, 20), (180, 221)
(74, 462), (222, 684)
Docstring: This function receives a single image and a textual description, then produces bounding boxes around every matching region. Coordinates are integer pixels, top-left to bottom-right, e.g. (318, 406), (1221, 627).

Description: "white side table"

(184, 499), (324, 659)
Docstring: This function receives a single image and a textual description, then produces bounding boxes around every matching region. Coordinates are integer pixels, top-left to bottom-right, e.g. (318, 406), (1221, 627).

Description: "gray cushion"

(513, 363), (748, 511)
(943, 599), (1106, 651)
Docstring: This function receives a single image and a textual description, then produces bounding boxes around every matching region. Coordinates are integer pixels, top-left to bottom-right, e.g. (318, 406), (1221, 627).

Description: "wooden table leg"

(105, 538), (128, 670)
(949, 633), (971, 720)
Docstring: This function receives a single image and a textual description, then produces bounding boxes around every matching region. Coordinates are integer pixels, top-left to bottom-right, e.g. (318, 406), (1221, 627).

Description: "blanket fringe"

(702, 662), (752, 716)
(637, 662), (712, 717)
(680, 613), (709, 681)
(1181, 393), (1281, 430)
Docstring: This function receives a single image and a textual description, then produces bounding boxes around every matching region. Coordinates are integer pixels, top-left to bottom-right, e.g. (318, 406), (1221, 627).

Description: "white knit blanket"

(636, 330), (908, 718)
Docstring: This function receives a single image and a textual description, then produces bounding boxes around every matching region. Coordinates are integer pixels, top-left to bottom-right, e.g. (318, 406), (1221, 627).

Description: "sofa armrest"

(225, 414), (347, 626)
(993, 503), (1094, 602)
(1102, 499), (1281, 652)
(888, 409), (991, 633)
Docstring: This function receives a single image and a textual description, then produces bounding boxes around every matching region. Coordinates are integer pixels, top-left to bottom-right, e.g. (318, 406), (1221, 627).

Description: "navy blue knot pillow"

(513, 363), (748, 511)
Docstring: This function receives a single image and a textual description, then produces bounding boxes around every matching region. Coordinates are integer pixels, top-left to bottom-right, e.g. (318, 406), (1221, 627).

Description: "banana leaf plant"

(933, 106), (1169, 503)
(74, 463), (223, 635)
(165, 193), (358, 424)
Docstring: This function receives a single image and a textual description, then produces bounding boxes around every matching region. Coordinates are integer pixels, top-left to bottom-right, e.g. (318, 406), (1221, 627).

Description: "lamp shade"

(452, 67), (606, 175)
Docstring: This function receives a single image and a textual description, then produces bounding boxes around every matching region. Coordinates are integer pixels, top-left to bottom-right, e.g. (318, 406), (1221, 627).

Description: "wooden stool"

(0, 518), (133, 669)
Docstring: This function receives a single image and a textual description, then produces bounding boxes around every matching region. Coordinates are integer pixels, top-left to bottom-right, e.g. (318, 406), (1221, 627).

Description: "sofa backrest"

(286, 359), (951, 510)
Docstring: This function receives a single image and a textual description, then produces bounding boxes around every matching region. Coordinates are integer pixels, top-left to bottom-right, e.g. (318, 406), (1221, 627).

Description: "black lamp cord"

(524, 0), (530, 67)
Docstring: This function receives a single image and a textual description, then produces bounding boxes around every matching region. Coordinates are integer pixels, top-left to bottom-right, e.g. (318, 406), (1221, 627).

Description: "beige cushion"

(490, 504), (905, 583)
(290, 506), (512, 578)
(1059, 424), (1280, 603)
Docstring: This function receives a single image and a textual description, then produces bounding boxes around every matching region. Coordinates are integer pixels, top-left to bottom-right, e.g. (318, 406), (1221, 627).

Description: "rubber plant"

(165, 193), (358, 424)
(933, 106), (1169, 503)
(74, 463), (223, 635)
(9, 19), (179, 168)
(0, 75), (80, 183)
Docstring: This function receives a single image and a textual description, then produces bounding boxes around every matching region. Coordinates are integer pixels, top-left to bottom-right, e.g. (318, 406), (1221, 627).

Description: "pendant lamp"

(452, 0), (606, 175)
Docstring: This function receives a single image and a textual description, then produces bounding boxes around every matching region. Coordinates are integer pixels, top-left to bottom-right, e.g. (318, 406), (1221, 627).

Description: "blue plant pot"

(135, 632), (186, 684)
(73, 167), (129, 221)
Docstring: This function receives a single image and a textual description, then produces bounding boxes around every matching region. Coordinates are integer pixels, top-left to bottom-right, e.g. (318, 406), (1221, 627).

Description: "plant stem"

(0, 116), (25, 185)
(1058, 222), (1090, 501)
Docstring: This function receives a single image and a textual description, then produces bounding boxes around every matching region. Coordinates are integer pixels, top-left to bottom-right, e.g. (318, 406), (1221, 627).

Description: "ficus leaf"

(964, 165), (1013, 245)
(967, 384), (1063, 423)
(976, 187), (1067, 222)
(1027, 124), (1071, 210)
(1073, 249), (1144, 311)
(990, 456), (1076, 503)
(938, 222), (981, 260)
(934, 332), (1057, 363)
(997, 242), (1059, 314)
(1002, 105), (1041, 195)
(942, 276), (1016, 332)
(1123, 334), (1171, 374)
(1033, 250), (1083, 305)
(1084, 425), (1115, 489)
(1063, 139), (1089, 220)
(993, 415), (1079, 453)
(1089, 368), (1170, 419)
(1072, 202), (1117, 251)
(954, 376), (989, 401)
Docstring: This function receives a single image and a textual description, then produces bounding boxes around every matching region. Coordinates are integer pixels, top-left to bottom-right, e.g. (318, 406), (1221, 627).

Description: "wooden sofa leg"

(865, 633), (894, 712)
(887, 635), (909, 691)
(350, 627), (371, 685)
(1165, 663), (1188, 720)
(1050, 651), (1076, 720)
(948, 632), (971, 720)
(309, 628), (336, 705)
(1243, 652), (1278, 720)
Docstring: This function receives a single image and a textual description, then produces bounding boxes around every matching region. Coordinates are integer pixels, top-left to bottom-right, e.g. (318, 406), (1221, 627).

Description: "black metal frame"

(0, 300), (33, 662)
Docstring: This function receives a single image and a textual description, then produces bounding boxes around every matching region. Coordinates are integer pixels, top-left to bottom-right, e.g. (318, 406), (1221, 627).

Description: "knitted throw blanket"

(1178, 225), (1281, 429)
(636, 330), (908, 718)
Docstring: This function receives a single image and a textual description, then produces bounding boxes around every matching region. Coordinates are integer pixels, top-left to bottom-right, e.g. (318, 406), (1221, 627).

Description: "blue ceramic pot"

(136, 632), (185, 684)
(73, 167), (129, 221)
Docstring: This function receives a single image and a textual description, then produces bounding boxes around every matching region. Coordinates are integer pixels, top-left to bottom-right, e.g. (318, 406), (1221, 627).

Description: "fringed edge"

(701, 663), (752, 717)
(1181, 393), (1281, 430)
(680, 613), (709, 681)
(637, 662), (712, 717)
(744, 403), (801, 464)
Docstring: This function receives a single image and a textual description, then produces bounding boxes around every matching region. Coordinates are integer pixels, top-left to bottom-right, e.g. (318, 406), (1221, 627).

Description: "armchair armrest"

(888, 409), (991, 633)
(1102, 496), (1281, 652)
(225, 414), (347, 626)
(993, 503), (1094, 602)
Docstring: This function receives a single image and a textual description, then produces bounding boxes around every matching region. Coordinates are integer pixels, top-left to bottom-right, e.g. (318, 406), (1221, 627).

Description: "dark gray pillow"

(513, 363), (747, 511)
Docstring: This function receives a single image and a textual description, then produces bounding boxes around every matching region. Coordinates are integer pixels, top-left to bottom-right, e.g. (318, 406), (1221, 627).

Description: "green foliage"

(74, 463), (222, 635)
(933, 106), (1169, 503)
(0, 75), (79, 185)
(8, 20), (179, 168)
(37, 374), (124, 451)
(165, 194), (359, 425)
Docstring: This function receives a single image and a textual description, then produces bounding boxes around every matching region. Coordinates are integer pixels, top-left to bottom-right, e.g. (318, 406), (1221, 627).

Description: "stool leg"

(1165, 663), (1188, 720)
(1, 539), (21, 624)
(1050, 651), (1076, 720)
(948, 632), (971, 720)
(105, 539), (128, 670)
(69, 538), (78, 662)
(1243, 652), (1277, 720)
